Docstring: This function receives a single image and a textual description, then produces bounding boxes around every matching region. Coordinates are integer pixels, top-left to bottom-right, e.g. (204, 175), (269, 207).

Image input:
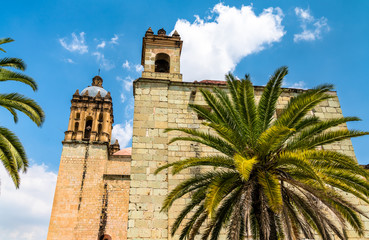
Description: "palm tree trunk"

(268, 209), (278, 240)
(252, 187), (278, 240)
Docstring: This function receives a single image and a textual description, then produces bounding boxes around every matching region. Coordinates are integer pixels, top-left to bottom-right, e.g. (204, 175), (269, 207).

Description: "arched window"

(155, 53), (170, 73)
(76, 112), (80, 119)
(99, 234), (112, 240)
(74, 122), (79, 132)
(84, 117), (93, 140)
(98, 113), (103, 122)
(97, 123), (102, 136)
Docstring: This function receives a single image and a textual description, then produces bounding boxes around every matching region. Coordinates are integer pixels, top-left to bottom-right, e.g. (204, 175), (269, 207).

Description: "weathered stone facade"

(49, 28), (369, 240)
(129, 79), (367, 240)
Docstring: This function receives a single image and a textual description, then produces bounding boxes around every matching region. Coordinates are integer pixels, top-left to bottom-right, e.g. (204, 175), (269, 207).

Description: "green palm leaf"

(160, 66), (369, 239)
(0, 37), (44, 188)
(257, 66), (288, 132)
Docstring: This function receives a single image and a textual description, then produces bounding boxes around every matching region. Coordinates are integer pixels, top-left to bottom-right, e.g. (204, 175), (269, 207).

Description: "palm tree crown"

(156, 66), (369, 240)
(0, 38), (44, 188)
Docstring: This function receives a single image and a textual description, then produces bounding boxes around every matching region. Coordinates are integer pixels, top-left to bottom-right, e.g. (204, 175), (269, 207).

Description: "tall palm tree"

(0, 38), (44, 188)
(156, 66), (369, 240)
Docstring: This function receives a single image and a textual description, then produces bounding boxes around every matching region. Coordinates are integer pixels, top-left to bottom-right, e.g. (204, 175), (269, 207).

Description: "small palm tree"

(156, 66), (369, 240)
(0, 38), (44, 188)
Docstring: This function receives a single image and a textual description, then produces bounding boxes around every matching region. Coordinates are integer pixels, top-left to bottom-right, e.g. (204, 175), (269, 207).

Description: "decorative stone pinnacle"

(83, 90), (89, 96)
(172, 30), (180, 37)
(95, 91), (101, 98)
(74, 89), (80, 95)
(158, 28), (166, 36)
(146, 27), (154, 36)
(92, 75), (103, 87)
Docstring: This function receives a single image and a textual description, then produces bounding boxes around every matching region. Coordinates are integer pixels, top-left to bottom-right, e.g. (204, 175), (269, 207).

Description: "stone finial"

(83, 90), (89, 96)
(110, 139), (120, 154)
(95, 91), (101, 98)
(145, 27), (154, 36)
(105, 92), (111, 98)
(158, 28), (166, 36)
(92, 76), (103, 87)
(73, 89), (80, 96)
(172, 30), (180, 38)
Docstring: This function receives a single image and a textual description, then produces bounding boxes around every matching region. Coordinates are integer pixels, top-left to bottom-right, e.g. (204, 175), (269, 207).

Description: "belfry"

(64, 75), (113, 143)
(48, 76), (131, 240)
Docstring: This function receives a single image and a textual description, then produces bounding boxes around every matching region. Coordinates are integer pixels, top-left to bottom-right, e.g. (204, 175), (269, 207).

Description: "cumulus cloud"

(173, 3), (285, 82)
(110, 34), (119, 45)
(59, 32), (88, 54)
(111, 121), (133, 148)
(97, 41), (106, 49)
(92, 52), (115, 70)
(0, 163), (57, 240)
(135, 64), (143, 73)
(294, 7), (329, 42)
(122, 60), (131, 69)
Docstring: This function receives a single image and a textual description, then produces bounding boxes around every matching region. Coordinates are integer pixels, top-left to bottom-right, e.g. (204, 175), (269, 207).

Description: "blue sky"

(1, 0), (369, 239)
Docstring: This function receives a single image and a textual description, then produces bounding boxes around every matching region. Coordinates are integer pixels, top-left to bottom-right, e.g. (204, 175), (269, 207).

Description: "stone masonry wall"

(128, 78), (369, 240)
(48, 143), (130, 240)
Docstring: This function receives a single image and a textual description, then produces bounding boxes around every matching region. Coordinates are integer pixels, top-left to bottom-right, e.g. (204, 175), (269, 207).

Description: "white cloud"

(123, 77), (134, 91)
(283, 80), (306, 89)
(110, 34), (119, 45)
(111, 121), (133, 148)
(122, 60), (131, 69)
(97, 41), (106, 49)
(64, 58), (75, 64)
(120, 92), (126, 103)
(59, 32), (88, 54)
(117, 75), (134, 91)
(0, 163), (57, 240)
(124, 100), (134, 116)
(92, 52), (115, 70)
(173, 3), (285, 82)
(294, 7), (329, 42)
(135, 64), (143, 73)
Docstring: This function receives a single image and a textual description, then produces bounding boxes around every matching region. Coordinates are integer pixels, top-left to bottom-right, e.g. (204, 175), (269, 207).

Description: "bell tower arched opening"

(84, 117), (93, 140)
(155, 53), (170, 73)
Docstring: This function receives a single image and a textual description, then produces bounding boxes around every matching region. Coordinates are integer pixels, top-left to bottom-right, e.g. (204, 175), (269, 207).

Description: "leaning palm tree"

(0, 38), (44, 188)
(156, 66), (369, 240)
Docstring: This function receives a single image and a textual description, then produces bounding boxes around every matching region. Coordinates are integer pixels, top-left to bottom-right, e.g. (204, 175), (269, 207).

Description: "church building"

(47, 28), (369, 240)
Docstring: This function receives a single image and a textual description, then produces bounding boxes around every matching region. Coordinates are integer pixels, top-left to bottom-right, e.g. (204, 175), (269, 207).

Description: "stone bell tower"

(141, 27), (183, 81)
(64, 75), (113, 143)
(48, 76), (131, 240)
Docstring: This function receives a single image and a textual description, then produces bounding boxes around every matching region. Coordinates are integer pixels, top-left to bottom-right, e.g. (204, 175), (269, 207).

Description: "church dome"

(80, 86), (108, 97)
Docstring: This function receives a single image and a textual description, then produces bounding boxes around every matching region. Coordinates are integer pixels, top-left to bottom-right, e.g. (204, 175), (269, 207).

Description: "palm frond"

(0, 93), (45, 126)
(257, 66), (288, 132)
(204, 172), (239, 218)
(276, 84), (334, 128)
(234, 154), (257, 182)
(257, 170), (283, 212)
(0, 38), (14, 52)
(0, 68), (37, 90)
(0, 57), (26, 70)
(0, 127), (28, 188)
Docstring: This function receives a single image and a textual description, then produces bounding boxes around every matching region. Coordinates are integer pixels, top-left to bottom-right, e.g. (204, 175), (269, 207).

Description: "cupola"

(64, 76), (114, 143)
